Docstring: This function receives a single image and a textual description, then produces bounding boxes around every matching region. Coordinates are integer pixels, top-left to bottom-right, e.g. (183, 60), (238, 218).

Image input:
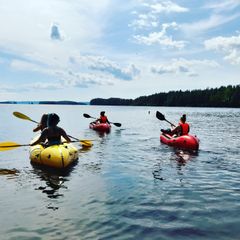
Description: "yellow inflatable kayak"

(30, 137), (79, 168)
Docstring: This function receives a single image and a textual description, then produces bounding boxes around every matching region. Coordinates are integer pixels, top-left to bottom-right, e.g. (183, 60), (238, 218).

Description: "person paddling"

(95, 111), (110, 124)
(161, 114), (190, 136)
(33, 114), (48, 132)
(31, 113), (71, 146)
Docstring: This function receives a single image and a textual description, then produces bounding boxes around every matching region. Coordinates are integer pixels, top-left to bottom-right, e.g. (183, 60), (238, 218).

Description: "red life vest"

(179, 123), (189, 135)
(100, 116), (108, 123)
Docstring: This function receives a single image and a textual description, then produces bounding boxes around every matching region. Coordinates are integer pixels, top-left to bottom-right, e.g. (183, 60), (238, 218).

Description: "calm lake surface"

(0, 104), (240, 240)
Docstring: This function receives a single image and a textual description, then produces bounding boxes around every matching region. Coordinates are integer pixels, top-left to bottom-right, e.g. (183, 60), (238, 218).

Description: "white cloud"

(27, 82), (63, 90)
(148, 1), (188, 14)
(10, 52), (140, 90)
(129, 0), (188, 30)
(134, 22), (187, 49)
(0, 0), (112, 64)
(151, 58), (219, 76)
(181, 13), (240, 36)
(129, 14), (158, 29)
(10, 60), (47, 72)
(59, 73), (114, 88)
(204, 33), (240, 64)
(85, 56), (140, 80)
(68, 55), (140, 81)
(204, 0), (240, 12)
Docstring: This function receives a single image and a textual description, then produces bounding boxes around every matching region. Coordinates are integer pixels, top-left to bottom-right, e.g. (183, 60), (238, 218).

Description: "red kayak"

(160, 133), (199, 151)
(89, 122), (111, 132)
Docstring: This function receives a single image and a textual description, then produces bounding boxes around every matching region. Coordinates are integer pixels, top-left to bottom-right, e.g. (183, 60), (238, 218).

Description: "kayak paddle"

(68, 135), (93, 147)
(83, 113), (121, 127)
(13, 111), (38, 124)
(0, 139), (93, 151)
(0, 141), (30, 151)
(13, 111), (93, 147)
(156, 111), (176, 127)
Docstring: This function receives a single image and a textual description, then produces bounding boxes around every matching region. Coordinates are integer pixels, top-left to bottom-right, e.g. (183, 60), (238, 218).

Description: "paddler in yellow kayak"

(33, 113), (48, 132)
(31, 113), (71, 146)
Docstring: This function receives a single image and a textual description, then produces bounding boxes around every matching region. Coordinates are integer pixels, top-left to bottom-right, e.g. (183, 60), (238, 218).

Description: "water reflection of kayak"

(30, 137), (79, 168)
(160, 133), (199, 151)
(89, 122), (111, 132)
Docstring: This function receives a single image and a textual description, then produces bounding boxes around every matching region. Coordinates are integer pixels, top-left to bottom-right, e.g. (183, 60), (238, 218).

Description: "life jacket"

(100, 116), (108, 123)
(179, 122), (189, 135)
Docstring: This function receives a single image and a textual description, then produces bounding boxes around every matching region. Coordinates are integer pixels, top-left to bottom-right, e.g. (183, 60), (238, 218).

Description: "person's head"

(47, 113), (60, 127)
(100, 111), (105, 116)
(40, 114), (48, 128)
(180, 114), (186, 123)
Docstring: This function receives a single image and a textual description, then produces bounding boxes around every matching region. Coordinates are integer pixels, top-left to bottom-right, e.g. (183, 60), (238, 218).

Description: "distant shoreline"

(90, 85), (240, 108)
(0, 101), (89, 105)
(1, 85), (239, 108)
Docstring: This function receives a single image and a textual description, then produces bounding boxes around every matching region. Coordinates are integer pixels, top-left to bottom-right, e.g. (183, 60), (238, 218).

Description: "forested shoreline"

(90, 85), (240, 108)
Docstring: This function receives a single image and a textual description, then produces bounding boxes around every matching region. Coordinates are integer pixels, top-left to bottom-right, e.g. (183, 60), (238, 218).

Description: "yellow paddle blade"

(13, 111), (38, 124)
(80, 140), (93, 147)
(13, 111), (31, 120)
(0, 142), (22, 151)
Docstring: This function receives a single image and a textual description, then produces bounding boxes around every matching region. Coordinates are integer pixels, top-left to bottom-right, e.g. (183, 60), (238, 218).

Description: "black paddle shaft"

(156, 111), (176, 127)
(83, 113), (121, 127)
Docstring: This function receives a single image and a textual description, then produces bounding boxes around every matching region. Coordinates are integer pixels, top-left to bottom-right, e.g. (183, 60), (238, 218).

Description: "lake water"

(0, 104), (240, 240)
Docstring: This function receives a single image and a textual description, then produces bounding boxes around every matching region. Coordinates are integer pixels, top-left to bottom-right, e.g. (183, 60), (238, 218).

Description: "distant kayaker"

(96, 111), (110, 124)
(33, 114), (48, 132)
(161, 114), (190, 136)
(31, 113), (71, 146)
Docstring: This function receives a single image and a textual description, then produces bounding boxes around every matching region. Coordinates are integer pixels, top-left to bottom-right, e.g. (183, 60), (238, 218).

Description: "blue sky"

(0, 0), (240, 101)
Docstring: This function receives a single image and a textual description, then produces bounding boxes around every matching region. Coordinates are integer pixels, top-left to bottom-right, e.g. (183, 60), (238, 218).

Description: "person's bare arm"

(60, 128), (71, 142)
(31, 129), (47, 146)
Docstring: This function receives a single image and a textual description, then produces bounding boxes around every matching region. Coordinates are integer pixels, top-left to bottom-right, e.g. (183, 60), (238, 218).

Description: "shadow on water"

(174, 149), (199, 167)
(30, 144), (92, 205)
(0, 168), (20, 177)
(93, 130), (111, 138)
(152, 147), (199, 181)
(30, 160), (78, 210)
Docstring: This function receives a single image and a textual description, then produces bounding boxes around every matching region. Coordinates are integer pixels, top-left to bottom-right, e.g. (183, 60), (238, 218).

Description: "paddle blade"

(0, 142), (22, 151)
(156, 111), (166, 121)
(113, 122), (121, 127)
(13, 111), (38, 124)
(80, 140), (93, 148)
(83, 113), (91, 118)
(13, 111), (31, 121)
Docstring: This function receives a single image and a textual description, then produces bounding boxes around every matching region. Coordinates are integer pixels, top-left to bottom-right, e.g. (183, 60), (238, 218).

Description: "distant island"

(0, 101), (88, 105)
(90, 85), (240, 108)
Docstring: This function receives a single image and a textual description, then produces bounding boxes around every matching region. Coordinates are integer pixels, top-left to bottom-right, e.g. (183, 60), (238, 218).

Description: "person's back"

(31, 113), (71, 146)
(98, 111), (110, 124)
(41, 126), (65, 145)
(178, 114), (190, 136)
(161, 114), (190, 136)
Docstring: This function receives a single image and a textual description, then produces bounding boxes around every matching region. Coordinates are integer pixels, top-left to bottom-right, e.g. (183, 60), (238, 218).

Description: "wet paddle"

(13, 111), (93, 147)
(156, 111), (176, 127)
(83, 113), (121, 127)
(13, 111), (38, 124)
(0, 139), (93, 151)
(0, 141), (30, 151)
(67, 136), (93, 147)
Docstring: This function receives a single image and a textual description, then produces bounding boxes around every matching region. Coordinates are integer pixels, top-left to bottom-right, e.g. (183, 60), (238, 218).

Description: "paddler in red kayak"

(95, 111), (110, 124)
(161, 114), (190, 136)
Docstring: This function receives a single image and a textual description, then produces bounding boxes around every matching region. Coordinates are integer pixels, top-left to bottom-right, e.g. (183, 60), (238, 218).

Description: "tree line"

(90, 85), (240, 108)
